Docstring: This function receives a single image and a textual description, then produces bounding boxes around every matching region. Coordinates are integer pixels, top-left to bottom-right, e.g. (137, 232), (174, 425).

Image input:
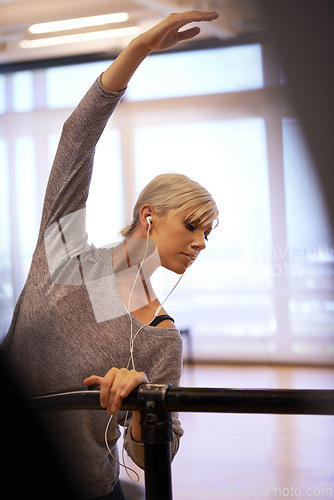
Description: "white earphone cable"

(104, 223), (151, 482)
(104, 221), (185, 482)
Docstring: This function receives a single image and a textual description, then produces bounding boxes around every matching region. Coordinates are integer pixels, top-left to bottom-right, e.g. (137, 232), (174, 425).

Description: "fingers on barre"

(84, 368), (149, 414)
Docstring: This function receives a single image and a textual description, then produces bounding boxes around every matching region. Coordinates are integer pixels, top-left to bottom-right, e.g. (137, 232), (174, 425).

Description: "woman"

(1, 11), (219, 499)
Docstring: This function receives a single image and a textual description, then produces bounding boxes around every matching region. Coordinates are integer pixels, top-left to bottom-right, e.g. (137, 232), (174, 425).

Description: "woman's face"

(149, 209), (212, 274)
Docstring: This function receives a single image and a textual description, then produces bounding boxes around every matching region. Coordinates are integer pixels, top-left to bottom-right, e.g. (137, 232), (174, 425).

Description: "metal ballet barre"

(29, 384), (334, 500)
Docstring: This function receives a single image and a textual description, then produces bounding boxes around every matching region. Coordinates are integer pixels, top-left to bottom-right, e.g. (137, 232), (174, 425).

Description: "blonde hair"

(121, 173), (219, 237)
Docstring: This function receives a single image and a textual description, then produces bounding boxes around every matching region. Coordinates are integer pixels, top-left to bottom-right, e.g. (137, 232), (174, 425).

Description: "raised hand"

(136, 10), (219, 52)
(101, 10), (219, 92)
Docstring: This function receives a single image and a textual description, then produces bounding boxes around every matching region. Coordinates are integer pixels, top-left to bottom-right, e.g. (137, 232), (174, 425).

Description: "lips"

(181, 252), (196, 263)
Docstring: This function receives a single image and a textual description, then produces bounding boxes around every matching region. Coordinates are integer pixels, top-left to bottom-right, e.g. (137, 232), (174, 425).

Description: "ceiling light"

(29, 12), (129, 35)
(20, 26), (140, 49)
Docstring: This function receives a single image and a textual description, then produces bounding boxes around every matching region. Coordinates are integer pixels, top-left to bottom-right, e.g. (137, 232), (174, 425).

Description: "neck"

(112, 238), (160, 313)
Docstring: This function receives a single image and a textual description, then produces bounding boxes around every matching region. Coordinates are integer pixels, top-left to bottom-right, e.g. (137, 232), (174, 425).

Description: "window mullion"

(265, 110), (291, 358)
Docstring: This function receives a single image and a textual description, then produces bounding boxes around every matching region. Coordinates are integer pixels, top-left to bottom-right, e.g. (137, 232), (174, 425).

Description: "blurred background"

(1, 0), (333, 365)
(1, 2), (334, 498)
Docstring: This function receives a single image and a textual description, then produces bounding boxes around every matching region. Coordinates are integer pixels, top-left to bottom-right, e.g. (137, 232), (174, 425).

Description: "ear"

(139, 204), (155, 230)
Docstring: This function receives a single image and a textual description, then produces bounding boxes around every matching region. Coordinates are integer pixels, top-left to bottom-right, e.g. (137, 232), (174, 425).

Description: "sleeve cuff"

(98, 74), (127, 97)
(124, 423), (181, 471)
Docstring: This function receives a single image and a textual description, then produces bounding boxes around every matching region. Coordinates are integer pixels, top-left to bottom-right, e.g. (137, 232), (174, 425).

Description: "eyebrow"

(197, 224), (213, 236)
(197, 218), (213, 230)
(184, 213), (214, 230)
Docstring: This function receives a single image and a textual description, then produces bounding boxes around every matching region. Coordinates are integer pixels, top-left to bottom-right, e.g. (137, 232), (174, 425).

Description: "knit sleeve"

(38, 76), (126, 239)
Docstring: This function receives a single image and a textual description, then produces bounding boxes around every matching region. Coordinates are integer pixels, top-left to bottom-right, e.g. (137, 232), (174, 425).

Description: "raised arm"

(101, 10), (219, 92)
(82, 10), (218, 446)
(39, 11), (218, 238)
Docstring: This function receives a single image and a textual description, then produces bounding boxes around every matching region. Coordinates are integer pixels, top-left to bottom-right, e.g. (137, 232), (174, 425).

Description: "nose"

(191, 231), (206, 252)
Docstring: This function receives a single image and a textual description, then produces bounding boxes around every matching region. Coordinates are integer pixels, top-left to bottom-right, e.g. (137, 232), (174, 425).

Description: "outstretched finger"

(177, 26), (201, 42)
(169, 10), (219, 26)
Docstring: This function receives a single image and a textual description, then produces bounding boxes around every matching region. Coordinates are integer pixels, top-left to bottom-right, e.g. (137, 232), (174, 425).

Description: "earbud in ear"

(146, 216), (152, 226)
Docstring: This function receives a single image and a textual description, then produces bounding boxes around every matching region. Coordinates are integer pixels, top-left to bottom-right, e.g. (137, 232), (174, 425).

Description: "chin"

(162, 262), (187, 275)
(160, 254), (190, 274)
(173, 267), (186, 275)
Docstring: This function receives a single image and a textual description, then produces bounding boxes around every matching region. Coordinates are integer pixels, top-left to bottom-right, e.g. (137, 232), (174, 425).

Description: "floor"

(119, 363), (334, 500)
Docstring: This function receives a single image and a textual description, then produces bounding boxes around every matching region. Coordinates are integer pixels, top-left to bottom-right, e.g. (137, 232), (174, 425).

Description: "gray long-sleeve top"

(1, 76), (183, 498)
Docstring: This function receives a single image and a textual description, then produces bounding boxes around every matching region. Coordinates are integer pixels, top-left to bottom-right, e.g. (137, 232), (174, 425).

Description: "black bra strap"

(150, 314), (175, 327)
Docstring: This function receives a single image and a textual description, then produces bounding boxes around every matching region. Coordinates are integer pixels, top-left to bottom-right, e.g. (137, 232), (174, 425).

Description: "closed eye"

(185, 222), (196, 232)
(185, 221), (211, 242)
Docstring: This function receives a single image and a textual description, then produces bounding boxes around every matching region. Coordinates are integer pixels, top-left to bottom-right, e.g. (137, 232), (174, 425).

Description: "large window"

(135, 118), (275, 352)
(0, 45), (333, 364)
(282, 118), (334, 355)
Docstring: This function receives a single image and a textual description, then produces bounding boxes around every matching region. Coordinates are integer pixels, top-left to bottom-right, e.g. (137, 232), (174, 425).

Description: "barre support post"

(137, 384), (173, 500)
